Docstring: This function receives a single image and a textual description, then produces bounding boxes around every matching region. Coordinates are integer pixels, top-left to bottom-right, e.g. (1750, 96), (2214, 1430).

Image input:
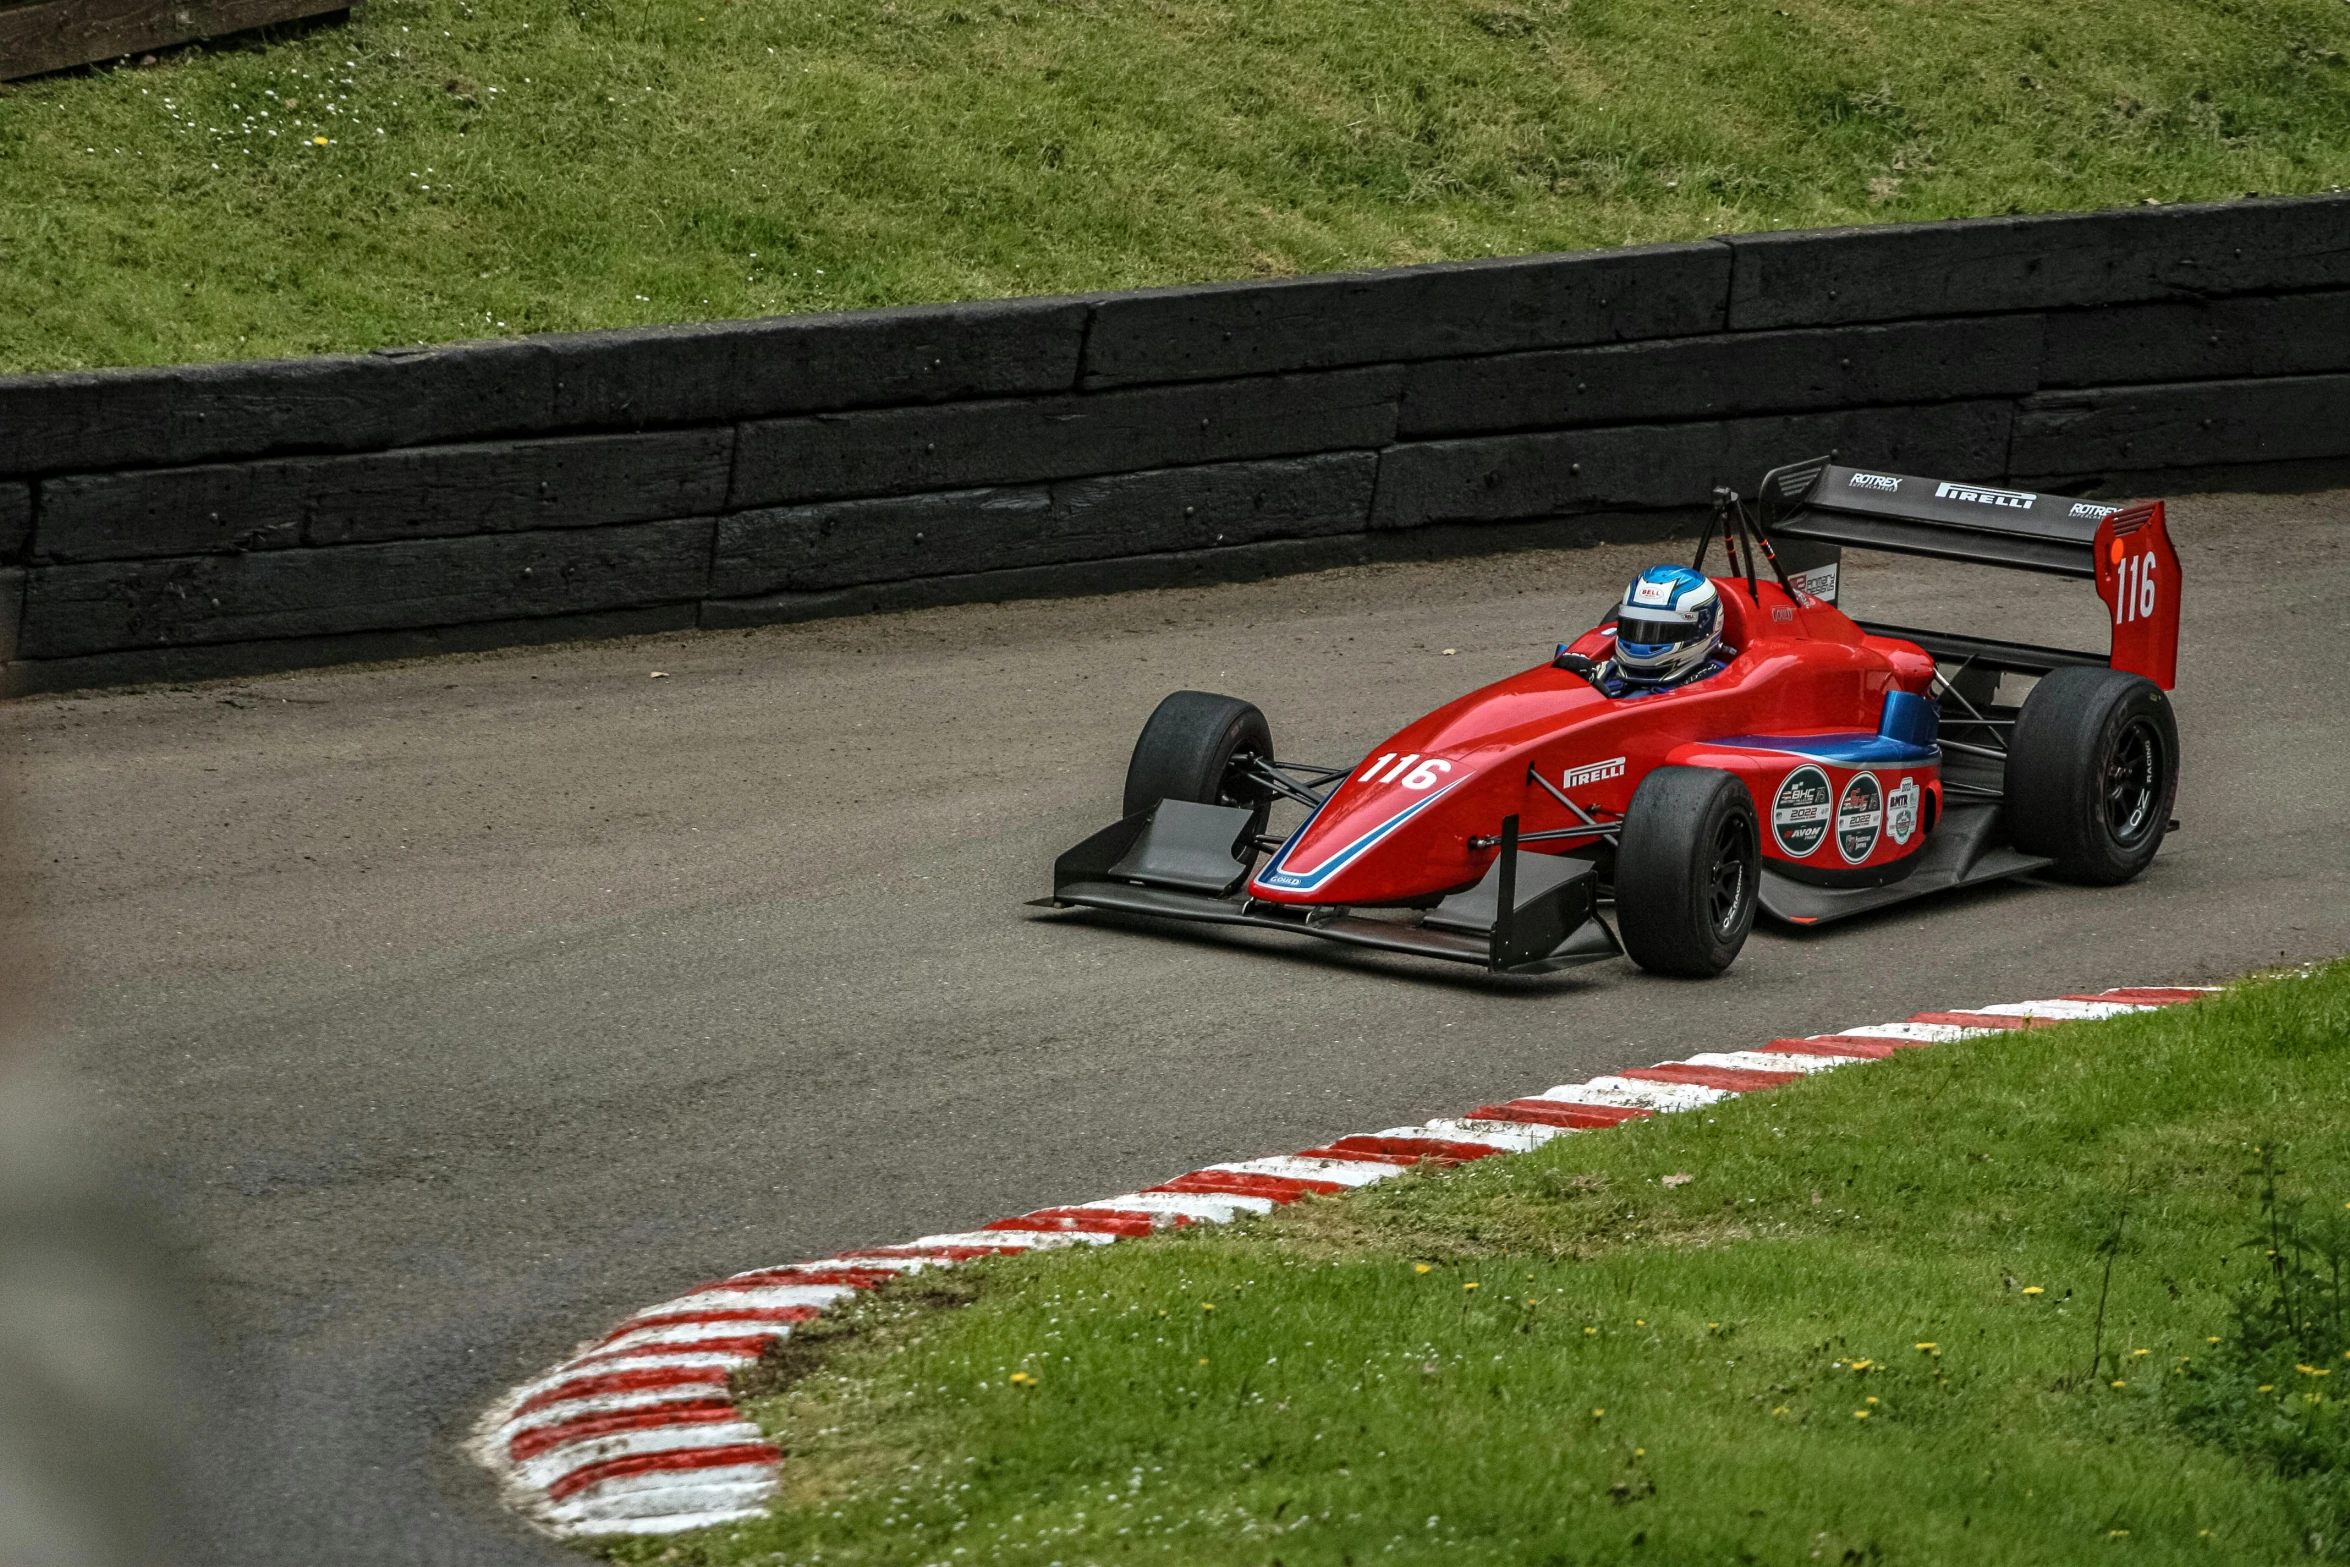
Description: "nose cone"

(1248, 770), (1468, 902)
(1249, 668), (1599, 905)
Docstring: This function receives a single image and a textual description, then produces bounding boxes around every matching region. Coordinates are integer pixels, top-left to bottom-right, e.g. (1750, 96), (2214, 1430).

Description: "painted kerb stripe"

(471, 985), (2214, 1537)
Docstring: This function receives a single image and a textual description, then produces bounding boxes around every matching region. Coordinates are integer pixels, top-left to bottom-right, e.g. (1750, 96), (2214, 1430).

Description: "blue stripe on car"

(1250, 781), (1463, 895)
(1709, 733), (1939, 765)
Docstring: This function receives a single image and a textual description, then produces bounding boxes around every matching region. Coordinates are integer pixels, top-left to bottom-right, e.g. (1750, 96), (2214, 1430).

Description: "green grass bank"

(5, 0), (2350, 373)
(604, 964), (2350, 1565)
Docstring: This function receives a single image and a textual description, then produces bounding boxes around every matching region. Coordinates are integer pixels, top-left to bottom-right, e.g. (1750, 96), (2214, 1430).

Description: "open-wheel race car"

(1039, 457), (2184, 977)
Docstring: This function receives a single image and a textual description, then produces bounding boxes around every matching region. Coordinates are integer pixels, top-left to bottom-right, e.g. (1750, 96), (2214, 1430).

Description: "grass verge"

(4, 0), (2350, 372)
(602, 962), (2350, 1565)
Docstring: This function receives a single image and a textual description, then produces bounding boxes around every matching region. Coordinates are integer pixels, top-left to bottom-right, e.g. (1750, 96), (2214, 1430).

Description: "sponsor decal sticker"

(1887, 777), (1920, 846)
(1631, 578), (1673, 606)
(1838, 772), (1885, 863)
(1935, 481), (2038, 511)
(1847, 472), (1902, 492)
(1788, 562), (1839, 605)
(2070, 501), (2120, 519)
(1560, 756), (1627, 790)
(1772, 765), (1833, 859)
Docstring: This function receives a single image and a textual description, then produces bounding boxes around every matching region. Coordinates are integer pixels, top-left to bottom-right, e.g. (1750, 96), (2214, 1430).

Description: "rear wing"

(1756, 458), (2180, 690)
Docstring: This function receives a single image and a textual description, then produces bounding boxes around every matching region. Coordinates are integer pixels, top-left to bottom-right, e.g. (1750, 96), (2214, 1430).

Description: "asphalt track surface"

(4, 487), (2346, 1565)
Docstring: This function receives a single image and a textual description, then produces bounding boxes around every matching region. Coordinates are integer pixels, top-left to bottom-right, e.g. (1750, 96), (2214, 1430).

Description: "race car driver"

(1562, 565), (1737, 698)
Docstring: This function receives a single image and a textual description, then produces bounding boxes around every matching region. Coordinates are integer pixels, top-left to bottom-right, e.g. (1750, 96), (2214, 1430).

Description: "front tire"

(2005, 667), (2178, 885)
(1122, 691), (1276, 821)
(1615, 766), (1761, 977)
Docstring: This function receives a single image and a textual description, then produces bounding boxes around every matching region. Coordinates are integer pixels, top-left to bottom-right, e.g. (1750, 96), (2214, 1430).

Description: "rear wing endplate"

(1757, 457), (2180, 690)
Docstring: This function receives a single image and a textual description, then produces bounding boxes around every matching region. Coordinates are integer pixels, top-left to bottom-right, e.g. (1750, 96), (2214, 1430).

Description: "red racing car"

(1042, 457), (2183, 977)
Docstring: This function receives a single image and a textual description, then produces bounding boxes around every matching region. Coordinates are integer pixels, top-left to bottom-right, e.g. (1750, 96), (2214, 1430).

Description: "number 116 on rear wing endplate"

(1754, 457), (2180, 689)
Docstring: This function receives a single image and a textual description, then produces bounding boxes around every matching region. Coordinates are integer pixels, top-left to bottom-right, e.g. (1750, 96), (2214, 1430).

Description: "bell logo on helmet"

(1613, 567), (1724, 687)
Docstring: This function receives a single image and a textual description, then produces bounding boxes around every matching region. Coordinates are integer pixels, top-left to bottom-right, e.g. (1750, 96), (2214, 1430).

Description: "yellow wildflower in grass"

(1854, 1409), (1872, 1420)
(1591, 1408), (1605, 1419)
(2111, 1379), (2128, 1388)
(1415, 1263), (1431, 1275)
(1865, 1396), (1880, 1405)
(1850, 1359), (1873, 1371)
(310, 136), (330, 146)
(2259, 1385), (2274, 1393)
(1009, 1371), (1037, 1387)
(2208, 1336), (2222, 1344)
(2022, 1286), (2046, 1297)
(1201, 1302), (1215, 1311)
(2109, 1529), (2130, 1538)
(2133, 1348), (2150, 1357)
(1198, 1357), (1209, 1365)
(1584, 1327), (1598, 1336)
(1915, 1342), (1937, 1351)
(1635, 1319), (1646, 1326)
(1464, 1282), (1480, 1292)
(2298, 1364), (2332, 1376)
(1771, 1406), (1790, 1416)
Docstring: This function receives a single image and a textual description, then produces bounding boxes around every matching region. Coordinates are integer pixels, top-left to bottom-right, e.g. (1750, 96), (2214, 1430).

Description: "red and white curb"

(471, 985), (2214, 1537)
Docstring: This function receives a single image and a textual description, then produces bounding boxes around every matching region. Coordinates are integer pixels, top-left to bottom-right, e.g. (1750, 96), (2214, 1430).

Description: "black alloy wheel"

(2104, 715), (2163, 847)
(1708, 810), (1756, 937)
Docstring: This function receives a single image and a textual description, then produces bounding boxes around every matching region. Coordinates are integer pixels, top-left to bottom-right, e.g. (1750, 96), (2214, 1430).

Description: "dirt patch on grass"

(1263, 1155), (1770, 1263)
(733, 1268), (982, 1403)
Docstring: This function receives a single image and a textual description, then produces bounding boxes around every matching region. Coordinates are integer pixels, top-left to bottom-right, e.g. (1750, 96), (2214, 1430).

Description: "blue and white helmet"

(1612, 565), (1722, 684)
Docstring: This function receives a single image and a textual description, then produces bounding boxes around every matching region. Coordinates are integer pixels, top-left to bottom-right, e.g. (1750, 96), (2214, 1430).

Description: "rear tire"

(2005, 667), (2178, 885)
(1122, 691), (1276, 820)
(1615, 766), (1761, 977)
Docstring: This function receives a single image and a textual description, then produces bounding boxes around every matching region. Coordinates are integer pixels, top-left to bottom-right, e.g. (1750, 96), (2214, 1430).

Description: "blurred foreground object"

(0, 1062), (202, 1566)
(1, 777), (203, 1565)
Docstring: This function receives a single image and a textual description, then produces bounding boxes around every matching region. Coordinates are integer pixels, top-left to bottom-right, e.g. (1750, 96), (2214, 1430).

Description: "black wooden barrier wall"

(4, 193), (2349, 694)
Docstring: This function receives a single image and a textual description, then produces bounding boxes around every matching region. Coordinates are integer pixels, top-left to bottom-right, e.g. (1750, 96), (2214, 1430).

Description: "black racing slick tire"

(1614, 766), (1762, 978)
(2005, 666), (2179, 885)
(1121, 691), (1276, 820)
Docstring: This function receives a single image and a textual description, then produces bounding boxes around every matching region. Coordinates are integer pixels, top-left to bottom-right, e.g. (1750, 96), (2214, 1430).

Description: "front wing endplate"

(1042, 804), (1621, 975)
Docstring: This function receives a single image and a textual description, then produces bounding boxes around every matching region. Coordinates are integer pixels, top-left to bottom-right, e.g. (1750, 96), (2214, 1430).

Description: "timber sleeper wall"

(0, 0), (349, 83)
(4, 193), (2349, 694)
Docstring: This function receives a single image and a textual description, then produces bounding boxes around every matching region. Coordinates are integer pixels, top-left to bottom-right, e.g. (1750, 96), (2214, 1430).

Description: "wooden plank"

(0, 0), (345, 80)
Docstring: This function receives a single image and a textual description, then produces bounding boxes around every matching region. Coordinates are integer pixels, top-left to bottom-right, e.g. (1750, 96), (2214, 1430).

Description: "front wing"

(1039, 800), (1623, 975)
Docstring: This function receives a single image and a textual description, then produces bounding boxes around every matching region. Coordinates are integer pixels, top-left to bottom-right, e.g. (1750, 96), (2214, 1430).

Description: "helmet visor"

(1616, 610), (1703, 647)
